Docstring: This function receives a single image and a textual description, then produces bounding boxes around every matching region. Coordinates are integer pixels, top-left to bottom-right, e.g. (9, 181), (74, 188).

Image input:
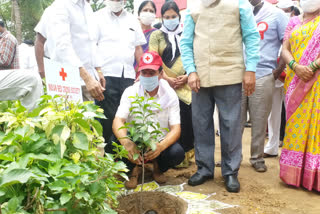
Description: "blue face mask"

(163, 17), (180, 31)
(140, 75), (159, 92)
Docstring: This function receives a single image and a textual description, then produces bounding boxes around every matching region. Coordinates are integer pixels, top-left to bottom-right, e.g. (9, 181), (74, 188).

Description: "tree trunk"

(12, 0), (22, 44)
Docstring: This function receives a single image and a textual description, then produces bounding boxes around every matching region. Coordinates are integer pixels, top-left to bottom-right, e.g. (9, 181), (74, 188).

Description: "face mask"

(300, 0), (320, 13)
(106, 0), (124, 13)
(139, 12), (156, 26)
(200, 0), (217, 7)
(163, 17), (180, 31)
(140, 75), (159, 92)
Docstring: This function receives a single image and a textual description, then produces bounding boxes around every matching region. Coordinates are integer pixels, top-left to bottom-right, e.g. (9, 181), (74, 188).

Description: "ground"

(158, 128), (320, 214)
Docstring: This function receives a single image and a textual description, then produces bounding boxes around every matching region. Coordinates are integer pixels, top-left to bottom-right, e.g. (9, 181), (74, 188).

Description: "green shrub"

(0, 96), (128, 214)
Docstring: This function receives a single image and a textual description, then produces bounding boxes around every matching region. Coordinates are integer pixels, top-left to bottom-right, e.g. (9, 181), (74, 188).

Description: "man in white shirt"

(48, 0), (105, 102)
(95, 0), (146, 144)
(113, 51), (184, 189)
(34, 6), (55, 78)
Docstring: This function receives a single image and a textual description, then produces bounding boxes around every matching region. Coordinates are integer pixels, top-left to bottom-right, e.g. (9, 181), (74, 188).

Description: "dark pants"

(179, 100), (194, 152)
(192, 84), (242, 177)
(107, 135), (185, 173)
(95, 75), (134, 147)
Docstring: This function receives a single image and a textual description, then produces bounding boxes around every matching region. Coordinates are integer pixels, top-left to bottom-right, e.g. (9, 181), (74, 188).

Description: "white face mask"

(300, 0), (320, 13)
(139, 12), (156, 26)
(106, 0), (124, 13)
(200, 0), (217, 7)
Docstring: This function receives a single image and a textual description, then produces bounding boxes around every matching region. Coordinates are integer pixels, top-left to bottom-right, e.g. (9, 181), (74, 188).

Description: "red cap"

(138, 51), (163, 72)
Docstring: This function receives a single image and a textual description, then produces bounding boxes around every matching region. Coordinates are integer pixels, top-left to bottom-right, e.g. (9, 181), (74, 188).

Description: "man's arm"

(273, 11), (290, 80)
(273, 56), (286, 80)
(180, 10), (196, 76)
(180, 10), (200, 93)
(0, 36), (15, 67)
(239, 0), (260, 96)
(35, 33), (46, 78)
(134, 46), (143, 67)
(113, 117), (142, 165)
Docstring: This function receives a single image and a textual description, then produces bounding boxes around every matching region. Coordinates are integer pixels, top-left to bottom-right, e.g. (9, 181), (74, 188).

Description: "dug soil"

(137, 128), (320, 214)
(117, 191), (188, 214)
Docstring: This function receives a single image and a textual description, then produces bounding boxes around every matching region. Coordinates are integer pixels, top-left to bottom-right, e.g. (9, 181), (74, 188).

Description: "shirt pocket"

(126, 28), (137, 49)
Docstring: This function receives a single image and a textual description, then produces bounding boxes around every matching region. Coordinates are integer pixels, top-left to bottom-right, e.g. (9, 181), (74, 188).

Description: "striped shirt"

(0, 30), (19, 70)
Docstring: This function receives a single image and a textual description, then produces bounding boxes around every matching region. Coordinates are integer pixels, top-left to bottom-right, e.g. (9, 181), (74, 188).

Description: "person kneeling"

(112, 51), (185, 189)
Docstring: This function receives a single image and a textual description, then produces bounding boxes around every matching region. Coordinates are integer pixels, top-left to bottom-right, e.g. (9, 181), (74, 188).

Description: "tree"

(91, 0), (105, 12)
(12, 0), (22, 43)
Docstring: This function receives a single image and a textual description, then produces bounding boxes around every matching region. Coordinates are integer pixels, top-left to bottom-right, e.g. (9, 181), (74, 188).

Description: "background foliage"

(0, 0), (135, 42)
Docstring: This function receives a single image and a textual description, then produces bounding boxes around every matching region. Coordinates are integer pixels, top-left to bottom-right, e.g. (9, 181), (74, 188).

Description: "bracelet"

(310, 62), (317, 72)
(289, 60), (296, 70)
(97, 69), (102, 73)
(314, 60), (320, 69)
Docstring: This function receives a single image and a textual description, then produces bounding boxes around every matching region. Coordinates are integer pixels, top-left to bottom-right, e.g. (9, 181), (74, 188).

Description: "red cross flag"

(44, 58), (83, 102)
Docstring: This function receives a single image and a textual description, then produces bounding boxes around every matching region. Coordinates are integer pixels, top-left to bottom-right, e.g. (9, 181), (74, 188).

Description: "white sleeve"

(168, 96), (181, 126)
(115, 87), (133, 119)
(49, 2), (83, 68)
(134, 19), (147, 47)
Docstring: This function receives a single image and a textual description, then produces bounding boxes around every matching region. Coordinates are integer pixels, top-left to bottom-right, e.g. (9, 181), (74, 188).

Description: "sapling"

(119, 94), (166, 191)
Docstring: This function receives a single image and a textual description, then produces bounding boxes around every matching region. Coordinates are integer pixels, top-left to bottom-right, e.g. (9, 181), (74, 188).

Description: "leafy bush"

(0, 96), (128, 214)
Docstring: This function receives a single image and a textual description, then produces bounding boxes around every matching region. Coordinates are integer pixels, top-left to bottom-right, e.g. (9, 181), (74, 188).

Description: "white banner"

(44, 58), (83, 102)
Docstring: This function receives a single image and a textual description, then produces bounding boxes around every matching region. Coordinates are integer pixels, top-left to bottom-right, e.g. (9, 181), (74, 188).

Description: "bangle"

(314, 60), (320, 69)
(289, 60), (296, 70)
(310, 62), (317, 72)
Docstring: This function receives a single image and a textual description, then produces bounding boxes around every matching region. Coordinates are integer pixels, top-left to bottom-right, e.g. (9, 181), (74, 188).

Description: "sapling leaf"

(150, 142), (157, 151)
(133, 154), (140, 160)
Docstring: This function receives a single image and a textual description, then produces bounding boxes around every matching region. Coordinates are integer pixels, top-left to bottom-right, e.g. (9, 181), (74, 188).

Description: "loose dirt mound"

(117, 191), (188, 214)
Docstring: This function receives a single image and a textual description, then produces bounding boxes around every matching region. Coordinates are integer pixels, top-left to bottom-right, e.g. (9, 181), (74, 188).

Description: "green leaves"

(123, 95), (165, 155)
(0, 97), (127, 213)
(51, 125), (70, 158)
(0, 169), (34, 187)
(60, 193), (72, 205)
(72, 132), (89, 151)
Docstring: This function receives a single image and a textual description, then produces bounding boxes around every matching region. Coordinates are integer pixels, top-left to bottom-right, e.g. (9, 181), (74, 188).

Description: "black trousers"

(95, 75), (134, 147)
(179, 100), (194, 152)
(107, 135), (185, 173)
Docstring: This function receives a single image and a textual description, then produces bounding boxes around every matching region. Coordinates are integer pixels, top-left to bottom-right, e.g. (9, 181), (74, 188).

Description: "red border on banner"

(153, 0), (187, 18)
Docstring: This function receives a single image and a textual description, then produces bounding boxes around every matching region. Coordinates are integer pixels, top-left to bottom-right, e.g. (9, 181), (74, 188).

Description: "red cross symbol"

(59, 68), (67, 81)
(145, 56), (150, 61)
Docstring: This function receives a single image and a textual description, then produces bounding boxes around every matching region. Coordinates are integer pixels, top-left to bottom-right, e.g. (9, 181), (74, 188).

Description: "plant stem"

(141, 155), (145, 192)
(45, 208), (67, 212)
(140, 154), (145, 214)
(24, 187), (39, 210)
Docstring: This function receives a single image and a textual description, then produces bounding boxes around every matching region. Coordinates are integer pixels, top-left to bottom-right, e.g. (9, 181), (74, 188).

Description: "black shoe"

(188, 172), (213, 186)
(224, 175), (240, 193)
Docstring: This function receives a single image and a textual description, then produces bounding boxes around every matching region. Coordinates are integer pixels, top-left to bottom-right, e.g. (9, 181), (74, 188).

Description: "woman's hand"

(295, 65), (314, 82)
(174, 75), (188, 89)
(166, 77), (177, 88)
